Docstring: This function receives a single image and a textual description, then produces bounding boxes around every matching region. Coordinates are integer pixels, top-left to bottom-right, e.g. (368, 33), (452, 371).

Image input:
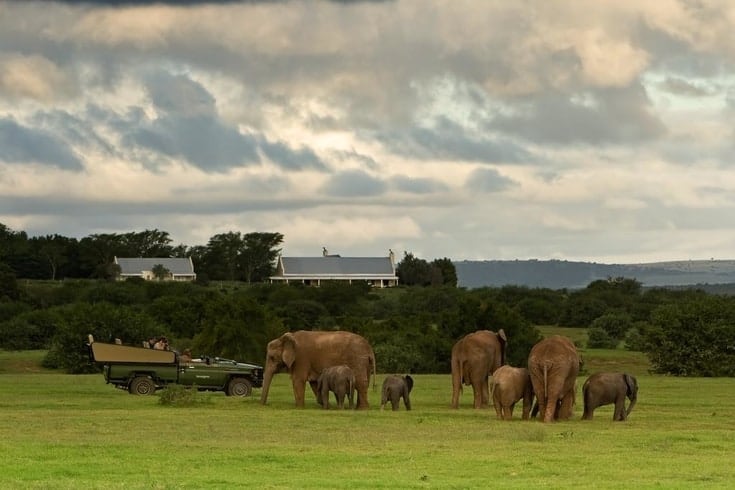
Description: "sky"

(1, 0), (735, 264)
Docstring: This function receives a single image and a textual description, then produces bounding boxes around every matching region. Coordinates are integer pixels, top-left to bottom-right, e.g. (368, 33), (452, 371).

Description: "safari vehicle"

(86, 335), (263, 396)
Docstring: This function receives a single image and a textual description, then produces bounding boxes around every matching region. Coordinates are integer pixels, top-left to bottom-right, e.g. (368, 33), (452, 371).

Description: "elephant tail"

(543, 364), (548, 400)
(370, 353), (377, 391)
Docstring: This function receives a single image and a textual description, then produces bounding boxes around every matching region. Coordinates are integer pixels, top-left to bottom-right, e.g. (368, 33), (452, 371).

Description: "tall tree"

(431, 257), (458, 287)
(396, 252), (432, 286)
(205, 232), (244, 281)
(240, 232), (284, 283)
(32, 235), (72, 280)
(123, 229), (174, 257)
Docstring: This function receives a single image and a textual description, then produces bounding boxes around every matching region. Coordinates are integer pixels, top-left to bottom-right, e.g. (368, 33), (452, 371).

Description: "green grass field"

(1, 348), (734, 489)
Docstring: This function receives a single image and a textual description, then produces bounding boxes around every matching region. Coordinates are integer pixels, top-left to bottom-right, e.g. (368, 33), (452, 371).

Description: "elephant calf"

(317, 365), (356, 409)
(582, 372), (638, 421)
(491, 365), (534, 420)
(381, 375), (414, 411)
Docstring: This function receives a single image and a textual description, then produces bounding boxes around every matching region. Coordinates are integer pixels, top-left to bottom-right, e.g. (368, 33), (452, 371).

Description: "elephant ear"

(281, 332), (297, 368)
(405, 375), (414, 393)
(496, 329), (507, 365)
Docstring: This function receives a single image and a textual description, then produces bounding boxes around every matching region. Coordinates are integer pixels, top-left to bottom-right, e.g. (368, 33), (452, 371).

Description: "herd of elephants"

(259, 330), (639, 421)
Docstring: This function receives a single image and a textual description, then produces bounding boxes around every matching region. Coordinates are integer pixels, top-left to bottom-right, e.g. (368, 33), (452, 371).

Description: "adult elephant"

(527, 335), (580, 423)
(582, 372), (638, 421)
(260, 330), (376, 409)
(451, 329), (507, 409)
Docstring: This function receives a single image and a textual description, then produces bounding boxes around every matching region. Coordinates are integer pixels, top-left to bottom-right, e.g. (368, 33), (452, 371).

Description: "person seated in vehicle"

(153, 337), (169, 350)
(179, 349), (193, 363)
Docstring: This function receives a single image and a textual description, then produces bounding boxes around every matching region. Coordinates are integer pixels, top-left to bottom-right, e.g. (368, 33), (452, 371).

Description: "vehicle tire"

(129, 376), (156, 395)
(226, 377), (253, 397)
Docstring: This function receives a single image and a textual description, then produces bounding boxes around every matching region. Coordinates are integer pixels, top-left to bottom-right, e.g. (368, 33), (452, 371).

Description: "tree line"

(1, 274), (734, 377)
(0, 223), (457, 287)
(0, 223), (284, 283)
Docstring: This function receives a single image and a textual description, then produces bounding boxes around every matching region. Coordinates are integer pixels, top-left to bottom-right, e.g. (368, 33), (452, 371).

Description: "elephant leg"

(471, 378), (485, 409)
(309, 380), (319, 397)
(582, 402), (594, 420)
(293, 379), (307, 408)
(558, 392), (574, 420)
(508, 402), (516, 420)
(614, 395), (626, 421)
(321, 386), (330, 409)
(481, 378), (490, 408)
(493, 399), (502, 419)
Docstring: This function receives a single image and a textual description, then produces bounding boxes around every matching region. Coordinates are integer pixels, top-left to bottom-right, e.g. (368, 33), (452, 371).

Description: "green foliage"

(624, 323), (647, 352)
(43, 303), (160, 373)
(151, 263), (171, 280)
(277, 299), (331, 330)
(589, 311), (632, 341)
(193, 292), (281, 362)
(430, 257), (458, 287)
(396, 252), (432, 286)
(586, 326), (618, 349)
(643, 296), (735, 376)
(0, 262), (20, 301)
(0, 308), (61, 350)
(157, 384), (212, 407)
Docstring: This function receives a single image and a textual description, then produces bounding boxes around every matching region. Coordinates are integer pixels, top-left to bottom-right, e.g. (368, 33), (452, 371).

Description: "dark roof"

(115, 257), (195, 275)
(275, 256), (396, 278)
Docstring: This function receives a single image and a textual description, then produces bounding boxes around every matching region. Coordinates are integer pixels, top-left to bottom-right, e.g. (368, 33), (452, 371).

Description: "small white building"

(114, 257), (196, 282)
(269, 249), (398, 288)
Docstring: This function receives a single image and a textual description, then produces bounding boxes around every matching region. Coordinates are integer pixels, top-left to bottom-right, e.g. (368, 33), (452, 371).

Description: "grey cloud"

(464, 167), (518, 193)
(123, 115), (261, 171)
(144, 71), (216, 118)
(391, 175), (448, 194)
(332, 149), (379, 171)
(116, 71), (327, 172)
(259, 139), (327, 171)
(489, 84), (667, 145)
(376, 117), (531, 163)
(31, 109), (116, 156)
(321, 169), (387, 197)
(658, 77), (715, 97)
(0, 118), (83, 170)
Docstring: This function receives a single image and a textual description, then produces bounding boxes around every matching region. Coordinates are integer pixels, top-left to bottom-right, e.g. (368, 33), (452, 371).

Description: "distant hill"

(453, 259), (735, 290)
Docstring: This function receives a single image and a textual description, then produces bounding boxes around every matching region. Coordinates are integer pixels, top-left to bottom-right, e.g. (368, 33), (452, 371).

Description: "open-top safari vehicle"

(86, 335), (263, 396)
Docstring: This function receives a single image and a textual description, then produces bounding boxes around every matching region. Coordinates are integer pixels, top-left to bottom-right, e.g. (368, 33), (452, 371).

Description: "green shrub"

(586, 326), (618, 349)
(158, 384), (212, 407)
(590, 312), (632, 341)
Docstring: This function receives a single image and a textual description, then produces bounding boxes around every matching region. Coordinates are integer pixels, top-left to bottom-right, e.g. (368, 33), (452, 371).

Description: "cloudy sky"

(1, 0), (735, 263)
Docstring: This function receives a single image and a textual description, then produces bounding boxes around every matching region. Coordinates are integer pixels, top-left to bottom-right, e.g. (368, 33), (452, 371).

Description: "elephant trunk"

(626, 396), (637, 418)
(260, 368), (276, 404)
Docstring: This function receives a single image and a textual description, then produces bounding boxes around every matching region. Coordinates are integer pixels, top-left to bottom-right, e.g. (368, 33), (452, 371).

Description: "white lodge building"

(269, 249), (398, 288)
(114, 257), (196, 282)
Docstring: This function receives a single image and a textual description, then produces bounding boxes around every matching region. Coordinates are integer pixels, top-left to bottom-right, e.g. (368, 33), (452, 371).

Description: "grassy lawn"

(1, 349), (734, 489)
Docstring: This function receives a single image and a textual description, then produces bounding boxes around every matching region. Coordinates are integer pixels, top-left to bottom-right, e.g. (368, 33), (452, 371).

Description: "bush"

(590, 312), (632, 342)
(586, 327), (618, 349)
(643, 297), (735, 376)
(624, 322), (647, 352)
(158, 384), (212, 407)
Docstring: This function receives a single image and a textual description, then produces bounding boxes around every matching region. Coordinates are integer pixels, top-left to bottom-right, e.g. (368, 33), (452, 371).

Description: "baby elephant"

(317, 365), (356, 409)
(381, 375), (414, 411)
(491, 365), (535, 420)
(582, 372), (638, 421)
